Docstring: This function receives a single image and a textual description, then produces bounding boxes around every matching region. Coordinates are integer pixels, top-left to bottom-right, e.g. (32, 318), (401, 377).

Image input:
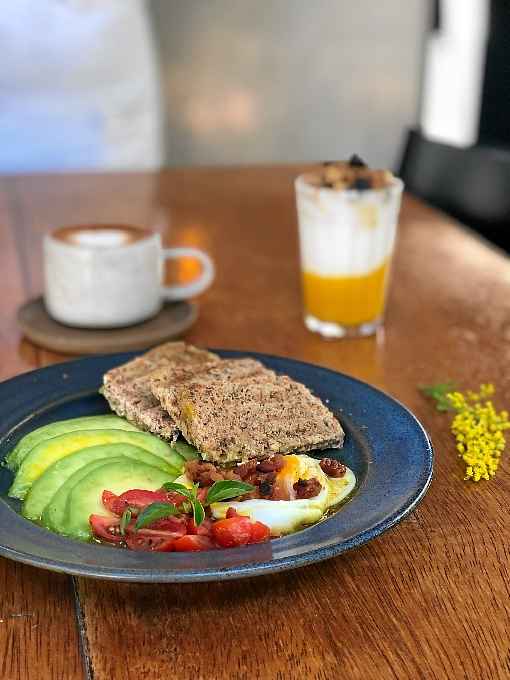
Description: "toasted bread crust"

(102, 343), (344, 463)
(102, 342), (219, 439)
(151, 360), (344, 463)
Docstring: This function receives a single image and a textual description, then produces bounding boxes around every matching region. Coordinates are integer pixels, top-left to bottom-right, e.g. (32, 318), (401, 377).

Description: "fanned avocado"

(22, 443), (180, 522)
(61, 459), (175, 541)
(9, 429), (184, 500)
(5, 415), (141, 471)
(42, 456), (129, 534)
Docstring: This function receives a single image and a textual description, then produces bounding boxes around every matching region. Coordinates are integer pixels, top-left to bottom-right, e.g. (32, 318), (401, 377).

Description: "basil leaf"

(120, 508), (132, 536)
(135, 502), (179, 530)
(162, 482), (206, 526)
(191, 498), (205, 526)
(162, 482), (196, 502)
(205, 480), (255, 505)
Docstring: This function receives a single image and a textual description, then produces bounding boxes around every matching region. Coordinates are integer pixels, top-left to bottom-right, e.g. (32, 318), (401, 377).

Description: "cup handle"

(160, 247), (215, 301)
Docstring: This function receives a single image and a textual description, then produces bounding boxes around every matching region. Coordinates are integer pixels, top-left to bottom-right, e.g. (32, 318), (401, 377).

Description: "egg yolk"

(275, 455), (300, 499)
(302, 259), (389, 326)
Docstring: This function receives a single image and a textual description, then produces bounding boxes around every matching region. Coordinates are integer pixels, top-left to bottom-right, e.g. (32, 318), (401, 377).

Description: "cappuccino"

(52, 224), (151, 249)
(44, 223), (214, 328)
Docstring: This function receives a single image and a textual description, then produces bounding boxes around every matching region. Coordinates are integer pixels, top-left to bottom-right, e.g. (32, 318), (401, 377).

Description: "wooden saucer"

(17, 297), (198, 355)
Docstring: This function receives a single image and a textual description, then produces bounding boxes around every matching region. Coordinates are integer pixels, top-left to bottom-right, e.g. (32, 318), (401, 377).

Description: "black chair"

(398, 128), (510, 252)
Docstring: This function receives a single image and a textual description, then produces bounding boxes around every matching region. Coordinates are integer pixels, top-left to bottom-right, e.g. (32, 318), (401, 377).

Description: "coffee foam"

(52, 224), (151, 248)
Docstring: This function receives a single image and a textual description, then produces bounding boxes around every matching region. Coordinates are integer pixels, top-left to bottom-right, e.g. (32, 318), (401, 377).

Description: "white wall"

(150, 0), (429, 169)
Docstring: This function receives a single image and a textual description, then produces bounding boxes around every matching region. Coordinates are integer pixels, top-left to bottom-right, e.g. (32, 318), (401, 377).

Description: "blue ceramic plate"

(0, 350), (433, 582)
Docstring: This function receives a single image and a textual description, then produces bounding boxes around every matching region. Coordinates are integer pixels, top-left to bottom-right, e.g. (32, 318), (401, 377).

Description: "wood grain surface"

(0, 178), (83, 680)
(1, 166), (510, 680)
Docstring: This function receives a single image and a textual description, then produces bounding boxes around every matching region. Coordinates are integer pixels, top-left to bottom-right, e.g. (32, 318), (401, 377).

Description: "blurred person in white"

(0, 0), (163, 172)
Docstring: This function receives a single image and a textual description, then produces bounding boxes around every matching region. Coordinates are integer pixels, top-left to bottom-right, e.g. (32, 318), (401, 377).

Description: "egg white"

(210, 454), (356, 536)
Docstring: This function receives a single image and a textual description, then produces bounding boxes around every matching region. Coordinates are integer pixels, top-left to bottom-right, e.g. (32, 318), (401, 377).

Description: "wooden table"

(1, 166), (509, 680)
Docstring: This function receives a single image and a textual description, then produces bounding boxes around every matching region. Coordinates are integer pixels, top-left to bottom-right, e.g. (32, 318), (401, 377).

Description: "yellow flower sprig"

(421, 383), (509, 482)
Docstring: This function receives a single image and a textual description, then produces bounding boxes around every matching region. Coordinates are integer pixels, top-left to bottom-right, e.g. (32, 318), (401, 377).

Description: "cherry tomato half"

(148, 516), (187, 534)
(173, 535), (216, 552)
(89, 514), (122, 544)
(249, 521), (271, 544)
(186, 518), (213, 536)
(101, 489), (168, 516)
(211, 516), (253, 548)
(165, 491), (188, 507)
(125, 528), (178, 552)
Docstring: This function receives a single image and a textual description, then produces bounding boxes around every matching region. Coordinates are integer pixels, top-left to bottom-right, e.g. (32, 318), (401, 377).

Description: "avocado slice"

(22, 443), (180, 522)
(42, 456), (130, 534)
(9, 429), (184, 500)
(61, 459), (176, 541)
(41, 456), (124, 534)
(5, 415), (141, 471)
(172, 439), (200, 461)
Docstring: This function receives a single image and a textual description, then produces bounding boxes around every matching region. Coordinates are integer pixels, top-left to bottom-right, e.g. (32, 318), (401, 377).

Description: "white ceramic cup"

(43, 224), (215, 328)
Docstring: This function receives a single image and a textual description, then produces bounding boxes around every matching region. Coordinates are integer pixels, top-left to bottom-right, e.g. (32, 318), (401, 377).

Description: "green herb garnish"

(191, 484), (205, 526)
(163, 480), (255, 526)
(135, 502), (179, 530)
(420, 382), (457, 411)
(120, 508), (132, 536)
(163, 482), (205, 526)
(205, 480), (255, 505)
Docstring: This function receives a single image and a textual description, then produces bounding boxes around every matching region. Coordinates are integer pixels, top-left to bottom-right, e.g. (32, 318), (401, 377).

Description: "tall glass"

(295, 174), (403, 338)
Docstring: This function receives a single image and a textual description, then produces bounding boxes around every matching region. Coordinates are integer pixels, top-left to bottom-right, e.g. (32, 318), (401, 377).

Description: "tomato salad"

(90, 481), (271, 552)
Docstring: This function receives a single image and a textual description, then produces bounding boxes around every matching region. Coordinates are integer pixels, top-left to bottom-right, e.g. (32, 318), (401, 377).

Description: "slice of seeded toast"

(151, 359), (344, 463)
(150, 357), (273, 405)
(101, 342), (219, 439)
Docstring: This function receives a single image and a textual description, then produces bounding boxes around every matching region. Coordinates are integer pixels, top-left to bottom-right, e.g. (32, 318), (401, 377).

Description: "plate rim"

(0, 349), (434, 582)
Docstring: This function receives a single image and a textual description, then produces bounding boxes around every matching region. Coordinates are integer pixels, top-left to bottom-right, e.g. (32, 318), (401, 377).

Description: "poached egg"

(210, 454), (356, 536)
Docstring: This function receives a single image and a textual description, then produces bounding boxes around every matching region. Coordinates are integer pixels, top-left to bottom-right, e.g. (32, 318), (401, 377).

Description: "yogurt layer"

(295, 177), (404, 277)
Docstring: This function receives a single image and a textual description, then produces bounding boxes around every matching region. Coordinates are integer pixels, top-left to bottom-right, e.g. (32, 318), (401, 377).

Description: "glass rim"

(295, 173), (404, 197)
